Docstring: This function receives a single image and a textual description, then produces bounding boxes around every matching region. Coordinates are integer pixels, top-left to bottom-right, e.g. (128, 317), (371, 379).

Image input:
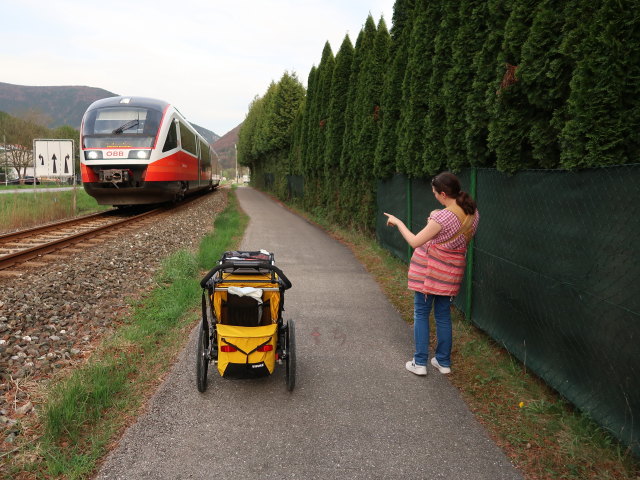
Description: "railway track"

(0, 208), (165, 271)
(0, 192), (210, 272)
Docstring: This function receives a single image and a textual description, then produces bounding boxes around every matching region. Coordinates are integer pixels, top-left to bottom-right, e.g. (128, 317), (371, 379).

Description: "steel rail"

(0, 208), (165, 270)
(0, 209), (136, 242)
(0, 188), (214, 271)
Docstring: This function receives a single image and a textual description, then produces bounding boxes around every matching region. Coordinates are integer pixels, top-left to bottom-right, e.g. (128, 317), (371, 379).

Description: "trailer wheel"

(196, 321), (210, 392)
(285, 319), (296, 391)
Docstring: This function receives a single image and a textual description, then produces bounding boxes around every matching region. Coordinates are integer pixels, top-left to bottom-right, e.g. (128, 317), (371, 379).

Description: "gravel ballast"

(0, 189), (228, 438)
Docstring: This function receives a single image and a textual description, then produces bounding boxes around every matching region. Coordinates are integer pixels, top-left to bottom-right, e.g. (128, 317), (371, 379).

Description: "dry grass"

(0, 188), (109, 233)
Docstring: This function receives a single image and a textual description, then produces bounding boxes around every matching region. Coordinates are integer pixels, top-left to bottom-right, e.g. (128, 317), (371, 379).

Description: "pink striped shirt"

(427, 209), (479, 249)
(407, 208), (479, 293)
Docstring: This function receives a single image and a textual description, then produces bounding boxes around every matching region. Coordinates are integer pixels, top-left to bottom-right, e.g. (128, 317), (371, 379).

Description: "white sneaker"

(405, 359), (427, 376)
(431, 357), (451, 374)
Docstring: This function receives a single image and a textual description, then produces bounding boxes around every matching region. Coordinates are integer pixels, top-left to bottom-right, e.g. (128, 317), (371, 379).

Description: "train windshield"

(82, 107), (163, 148)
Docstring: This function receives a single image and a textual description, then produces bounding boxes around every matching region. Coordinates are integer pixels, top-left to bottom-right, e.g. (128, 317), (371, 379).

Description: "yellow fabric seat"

(212, 273), (281, 324)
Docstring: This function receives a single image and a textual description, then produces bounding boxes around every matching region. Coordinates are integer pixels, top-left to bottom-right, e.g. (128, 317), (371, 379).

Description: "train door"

(198, 139), (212, 188)
(177, 121), (198, 186)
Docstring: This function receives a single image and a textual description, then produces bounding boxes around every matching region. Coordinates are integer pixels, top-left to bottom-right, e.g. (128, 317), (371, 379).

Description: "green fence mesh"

(287, 175), (304, 199)
(377, 167), (640, 455)
(376, 174), (412, 261)
(264, 173), (275, 190)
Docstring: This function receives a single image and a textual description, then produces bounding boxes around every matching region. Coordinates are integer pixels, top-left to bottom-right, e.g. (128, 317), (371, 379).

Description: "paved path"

(96, 187), (522, 480)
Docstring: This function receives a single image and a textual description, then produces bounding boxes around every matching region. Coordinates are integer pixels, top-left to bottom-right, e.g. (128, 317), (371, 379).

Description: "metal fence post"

(464, 167), (477, 321)
(406, 175), (413, 262)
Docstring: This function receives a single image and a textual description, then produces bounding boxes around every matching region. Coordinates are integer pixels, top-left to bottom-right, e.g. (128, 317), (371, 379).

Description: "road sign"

(33, 139), (75, 177)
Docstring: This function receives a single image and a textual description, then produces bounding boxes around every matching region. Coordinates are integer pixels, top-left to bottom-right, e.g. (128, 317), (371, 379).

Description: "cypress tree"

(244, 74), (304, 196)
(519, 0), (567, 169)
(347, 15), (378, 180)
(336, 28), (366, 225)
(237, 94), (264, 169)
(549, 0), (601, 170)
(306, 64), (322, 176)
(315, 42), (335, 194)
(269, 71), (306, 153)
(337, 15), (379, 227)
(560, 0), (639, 168)
(252, 82), (277, 158)
(339, 29), (365, 179)
(324, 35), (354, 219)
(396, 0), (442, 177)
(465, 0), (511, 167)
(325, 35), (354, 175)
(354, 17), (390, 177)
(352, 17), (390, 229)
(374, 0), (416, 179)
(442, 0), (487, 172)
(288, 97), (307, 176)
(423, 1), (460, 175)
(487, 0), (538, 173)
(301, 66), (318, 178)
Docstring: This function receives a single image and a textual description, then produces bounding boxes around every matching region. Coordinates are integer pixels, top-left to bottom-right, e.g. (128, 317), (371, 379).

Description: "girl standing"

(384, 172), (479, 376)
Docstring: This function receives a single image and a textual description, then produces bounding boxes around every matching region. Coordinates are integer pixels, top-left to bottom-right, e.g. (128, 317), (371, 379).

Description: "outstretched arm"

(384, 213), (442, 249)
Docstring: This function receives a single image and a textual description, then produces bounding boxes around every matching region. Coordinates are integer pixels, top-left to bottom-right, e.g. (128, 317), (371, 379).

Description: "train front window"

(82, 107), (162, 148)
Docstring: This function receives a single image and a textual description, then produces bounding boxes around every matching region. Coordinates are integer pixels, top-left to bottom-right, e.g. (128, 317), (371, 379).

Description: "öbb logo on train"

(105, 150), (125, 157)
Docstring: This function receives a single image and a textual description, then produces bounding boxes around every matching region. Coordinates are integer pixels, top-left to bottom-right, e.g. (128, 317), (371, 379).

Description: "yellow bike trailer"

(196, 251), (295, 391)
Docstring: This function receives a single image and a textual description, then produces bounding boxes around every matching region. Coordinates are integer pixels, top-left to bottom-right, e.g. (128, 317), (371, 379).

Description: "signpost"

(2, 135), (6, 186)
(33, 139), (77, 212)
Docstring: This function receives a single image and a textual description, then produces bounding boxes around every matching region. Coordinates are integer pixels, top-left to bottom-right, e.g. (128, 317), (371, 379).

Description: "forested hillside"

(0, 82), (116, 129)
(0, 82), (220, 142)
(212, 124), (242, 170)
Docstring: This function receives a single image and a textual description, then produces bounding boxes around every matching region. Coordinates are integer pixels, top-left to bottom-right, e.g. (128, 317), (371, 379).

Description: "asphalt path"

(95, 187), (523, 480)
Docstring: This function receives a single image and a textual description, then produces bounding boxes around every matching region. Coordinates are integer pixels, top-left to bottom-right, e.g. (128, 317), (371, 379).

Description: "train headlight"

(129, 150), (151, 159)
(85, 150), (103, 160)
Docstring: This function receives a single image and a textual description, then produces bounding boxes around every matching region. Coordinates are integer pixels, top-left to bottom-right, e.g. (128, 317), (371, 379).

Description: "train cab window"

(163, 121), (178, 152)
(179, 122), (197, 155)
(82, 106), (162, 148)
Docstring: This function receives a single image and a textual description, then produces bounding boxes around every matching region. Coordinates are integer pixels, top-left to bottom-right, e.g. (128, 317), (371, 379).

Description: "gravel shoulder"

(0, 190), (228, 445)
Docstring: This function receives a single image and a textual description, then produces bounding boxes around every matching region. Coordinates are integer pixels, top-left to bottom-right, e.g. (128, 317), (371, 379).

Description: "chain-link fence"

(287, 175), (304, 200)
(377, 166), (640, 455)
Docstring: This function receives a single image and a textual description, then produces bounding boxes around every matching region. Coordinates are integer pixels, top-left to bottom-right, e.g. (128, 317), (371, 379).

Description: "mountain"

(0, 82), (116, 129)
(212, 124), (242, 170)
(0, 82), (220, 143)
(192, 124), (220, 145)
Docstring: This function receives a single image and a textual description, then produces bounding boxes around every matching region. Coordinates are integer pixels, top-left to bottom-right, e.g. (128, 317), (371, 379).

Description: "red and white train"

(80, 96), (220, 205)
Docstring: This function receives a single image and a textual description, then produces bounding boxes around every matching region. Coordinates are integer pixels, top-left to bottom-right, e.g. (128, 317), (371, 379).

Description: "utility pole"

(234, 143), (238, 184)
(3, 135), (6, 186)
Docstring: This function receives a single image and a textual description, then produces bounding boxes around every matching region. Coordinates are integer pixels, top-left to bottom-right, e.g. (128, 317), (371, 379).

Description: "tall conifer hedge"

(238, 0), (639, 227)
(374, 0), (415, 179)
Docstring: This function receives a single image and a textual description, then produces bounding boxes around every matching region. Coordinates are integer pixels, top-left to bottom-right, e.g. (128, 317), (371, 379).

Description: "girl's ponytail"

(456, 191), (477, 215)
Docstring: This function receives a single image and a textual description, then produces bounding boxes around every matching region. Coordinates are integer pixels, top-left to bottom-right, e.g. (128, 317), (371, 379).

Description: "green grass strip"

(19, 189), (248, 479)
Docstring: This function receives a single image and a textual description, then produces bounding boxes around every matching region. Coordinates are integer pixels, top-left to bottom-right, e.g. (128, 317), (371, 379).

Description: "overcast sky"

(3, 0), (395, 136)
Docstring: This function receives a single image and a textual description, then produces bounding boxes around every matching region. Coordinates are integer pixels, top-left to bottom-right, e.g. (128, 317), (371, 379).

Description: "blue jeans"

(413, 291), (452, 367)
